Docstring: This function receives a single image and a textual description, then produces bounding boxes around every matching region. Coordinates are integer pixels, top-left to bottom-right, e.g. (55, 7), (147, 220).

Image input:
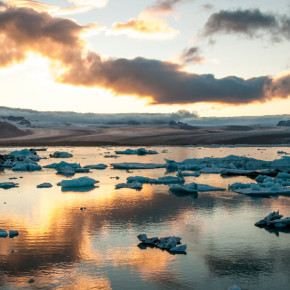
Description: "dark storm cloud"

(179, 46), (205, 64)
(203, 8), (290, 42)
(203, 9), (278, 37)
(0, 3), (289, 105)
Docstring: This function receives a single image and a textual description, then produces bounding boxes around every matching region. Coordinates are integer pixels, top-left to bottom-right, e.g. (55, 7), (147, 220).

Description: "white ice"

(58, 176), (99, 188)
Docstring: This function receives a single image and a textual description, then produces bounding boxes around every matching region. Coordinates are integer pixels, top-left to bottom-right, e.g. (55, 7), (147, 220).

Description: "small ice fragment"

(115, 182), (143, 190)
(37, 183), (52, 188)
(28, 278), (35, 284)
(169, 244), (187, 252)
(9, 230), (19, 238)
(0, 229), (8, 238)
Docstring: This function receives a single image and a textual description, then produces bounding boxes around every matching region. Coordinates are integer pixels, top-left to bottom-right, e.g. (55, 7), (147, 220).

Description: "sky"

(0, 0), (289, 117)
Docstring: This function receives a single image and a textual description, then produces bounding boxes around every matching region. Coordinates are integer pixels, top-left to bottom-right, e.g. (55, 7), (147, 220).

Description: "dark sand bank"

(1, 125), (290, 146)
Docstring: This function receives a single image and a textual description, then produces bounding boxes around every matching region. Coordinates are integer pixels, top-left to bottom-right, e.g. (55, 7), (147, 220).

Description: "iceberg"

(115, 148), (158, 155)
(44, 161), (81, 169)
(58, 176), (99, 188)
(50, 151), (73, 158)
(169, 245), (187, 252)
(0, 182), (18, 189)
(255, 211), (290, 229)
(220, 169), (259, 177)
(170, 182), (225, 194)
(9, 230), (19, 238)
(255, 211), (283, 226)
(8, 149), (41, 161)
(12, 162), (41, 171)
(115, 182), (143, 190)
(229, 182), (290, 196)
(37, 183), (53, 188)
(137, 234), (186, 253)
(56, 166), (75, 175)
(181, 171), (201, 177)
(0, 229), (8, 238)
(83, 164), (107, 170)
(127, 175), (184, 184)
(111, 162), (166, 170)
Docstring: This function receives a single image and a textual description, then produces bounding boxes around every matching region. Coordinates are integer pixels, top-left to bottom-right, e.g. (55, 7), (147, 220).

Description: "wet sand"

(1, 125), (290, 146)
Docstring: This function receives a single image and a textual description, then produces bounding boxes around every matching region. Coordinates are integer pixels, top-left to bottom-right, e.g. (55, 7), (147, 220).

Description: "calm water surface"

(0, 146), (290, 289)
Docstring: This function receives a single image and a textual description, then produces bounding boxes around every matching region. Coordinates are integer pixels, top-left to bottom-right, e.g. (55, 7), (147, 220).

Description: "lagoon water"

(1, 146), (290, 289)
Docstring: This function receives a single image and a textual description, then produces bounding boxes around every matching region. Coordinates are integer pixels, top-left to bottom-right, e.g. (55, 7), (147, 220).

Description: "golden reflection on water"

(1, 146), (290, 289)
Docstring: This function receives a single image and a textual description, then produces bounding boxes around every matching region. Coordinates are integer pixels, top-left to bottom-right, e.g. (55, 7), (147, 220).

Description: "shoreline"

(0, 126), (290, 147)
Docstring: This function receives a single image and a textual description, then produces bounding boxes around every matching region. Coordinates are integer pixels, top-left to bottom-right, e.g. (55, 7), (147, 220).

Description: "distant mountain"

(0, 122), (29, 138)
(169, 121), (199, 130)
(1, 116), (32, 128)
(277, 120), (290, 126)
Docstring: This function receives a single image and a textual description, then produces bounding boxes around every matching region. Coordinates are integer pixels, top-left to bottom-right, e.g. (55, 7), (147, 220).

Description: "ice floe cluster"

(137, 234), (186, 253)
(255, 211), (290, 229)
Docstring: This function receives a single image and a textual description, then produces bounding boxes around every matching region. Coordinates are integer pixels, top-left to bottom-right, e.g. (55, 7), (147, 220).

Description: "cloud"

(5, 0), (108, 15)
(111, 0), (190, 39)
(179, 46), (206, 64)
(5, 0), (59, 13)
(146, 0), (191, 15)
(111, 16), (178, 40)
(67, 0), (108, 9)
(203, 9), (290, 41)
(0, 3), (289, 106)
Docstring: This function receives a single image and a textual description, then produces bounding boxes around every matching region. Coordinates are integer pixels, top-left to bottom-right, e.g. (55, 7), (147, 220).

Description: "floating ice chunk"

(44, 161), (81, 169)
(74, 168), (90, 173)
(170, 183), (198, 194)
(277, 151), (288, 155)
(37, 183), (52, 188)
(50, 151), (73, 158)
(0, 182), (18, 189)
(229, 182), (290, 196)
(200, 167), (225, 174)
(258, 169), (279, 177)
(58, 177), (99, 188)
(181, 171), (201, 177)
(267, 217), (290, 228)
(115, 148), (158, 155)
(112, 162), (166, 170)
(9, 230), (19, 238)
(8, 149), (41, 161)
(0, 229), (8, 238)
(161, 237), (177, 249)
(255, 211), (283, 226)
(169, 245), (187, 252)
(276, 172), (290, 180)
(137, 234), (147, 242)
(127, 175), (184, 184)
(12, 162), (41, 171)
(104, 155), (119, 158)
(56, 166), (75, 175)
(137, 234), (186, 253)
(83, 164), (107, 170)
(115, 182), (143, 190)
(165, 159), (204, 172)
(220, 169), (259, 177)
(170, 182), (225, 194)
(255, 175), (267, 183)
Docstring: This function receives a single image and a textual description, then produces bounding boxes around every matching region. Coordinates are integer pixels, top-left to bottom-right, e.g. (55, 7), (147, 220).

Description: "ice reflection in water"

(0, 146), (290, 289)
